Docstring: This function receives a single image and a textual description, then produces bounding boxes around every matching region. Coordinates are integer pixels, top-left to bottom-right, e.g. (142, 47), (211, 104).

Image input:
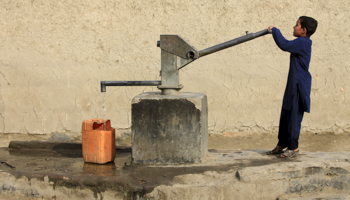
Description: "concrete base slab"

(131, 92), (208, 165)
(1, 141), (350, 199)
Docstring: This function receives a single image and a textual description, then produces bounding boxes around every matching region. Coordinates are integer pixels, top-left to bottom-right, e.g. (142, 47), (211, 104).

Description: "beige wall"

(0, 0), (349, 139)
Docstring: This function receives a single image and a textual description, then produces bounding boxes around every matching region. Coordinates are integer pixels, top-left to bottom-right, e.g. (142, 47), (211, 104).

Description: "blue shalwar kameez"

(271, 27), (312, 150)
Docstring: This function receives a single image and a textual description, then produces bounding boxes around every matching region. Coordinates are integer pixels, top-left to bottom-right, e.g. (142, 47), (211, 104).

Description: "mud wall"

(0, 0), (349, 138)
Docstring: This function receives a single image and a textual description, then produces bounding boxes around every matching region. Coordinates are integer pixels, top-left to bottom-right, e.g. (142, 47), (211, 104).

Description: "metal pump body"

(101, 29), (269, 94)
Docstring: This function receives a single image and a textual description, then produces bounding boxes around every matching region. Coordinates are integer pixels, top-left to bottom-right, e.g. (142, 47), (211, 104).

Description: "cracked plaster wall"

(0, 0), (349, 137)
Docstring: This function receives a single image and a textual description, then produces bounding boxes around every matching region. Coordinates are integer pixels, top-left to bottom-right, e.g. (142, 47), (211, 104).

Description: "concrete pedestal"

(131, 92), (208, 165)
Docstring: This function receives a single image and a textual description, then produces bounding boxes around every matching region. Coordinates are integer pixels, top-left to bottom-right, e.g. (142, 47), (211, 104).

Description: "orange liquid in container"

(82, 119), (116, 164)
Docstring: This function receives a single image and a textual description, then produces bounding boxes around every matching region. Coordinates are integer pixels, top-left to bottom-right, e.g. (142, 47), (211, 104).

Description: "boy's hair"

(299, 16), (318, 37)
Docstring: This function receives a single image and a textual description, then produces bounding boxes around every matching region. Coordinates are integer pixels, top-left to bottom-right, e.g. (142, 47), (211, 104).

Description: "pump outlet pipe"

(101, 81), (161, 92)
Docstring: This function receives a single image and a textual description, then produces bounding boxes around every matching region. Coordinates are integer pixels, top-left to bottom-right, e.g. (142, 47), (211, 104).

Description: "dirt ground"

(1, 132), (350, 199)
(113, 132), (350, 153)
(208, 133), (350, 152)
(113, 132), (350, 152)
(1, 132), (350, 152)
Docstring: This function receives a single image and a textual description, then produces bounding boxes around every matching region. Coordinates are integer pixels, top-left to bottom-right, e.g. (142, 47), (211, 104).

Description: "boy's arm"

(269, 27), (301, 54)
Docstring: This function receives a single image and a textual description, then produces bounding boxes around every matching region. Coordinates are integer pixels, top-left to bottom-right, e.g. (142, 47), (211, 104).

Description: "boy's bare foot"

(266, 146), (286, 155)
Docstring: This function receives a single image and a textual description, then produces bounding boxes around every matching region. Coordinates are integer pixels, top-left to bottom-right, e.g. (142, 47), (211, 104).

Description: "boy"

(266, 16), (318, 158)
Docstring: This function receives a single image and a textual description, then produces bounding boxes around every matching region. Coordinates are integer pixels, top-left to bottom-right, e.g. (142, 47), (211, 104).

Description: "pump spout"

(101, 81), (161, 92)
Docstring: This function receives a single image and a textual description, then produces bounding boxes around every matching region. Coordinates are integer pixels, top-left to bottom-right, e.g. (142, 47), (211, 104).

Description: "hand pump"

(101, 29), (270, 94)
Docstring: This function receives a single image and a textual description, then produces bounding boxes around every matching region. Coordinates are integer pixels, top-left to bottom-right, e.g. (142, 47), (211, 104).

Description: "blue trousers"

(277, 91), (304, 150)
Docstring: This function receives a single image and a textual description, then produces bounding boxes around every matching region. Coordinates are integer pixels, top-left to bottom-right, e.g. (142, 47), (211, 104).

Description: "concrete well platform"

(131, 92), (208, 165)
(0, 134), (350, 200)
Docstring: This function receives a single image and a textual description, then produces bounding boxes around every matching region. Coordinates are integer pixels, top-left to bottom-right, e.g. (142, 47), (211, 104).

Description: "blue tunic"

(271, 27), (312, 113)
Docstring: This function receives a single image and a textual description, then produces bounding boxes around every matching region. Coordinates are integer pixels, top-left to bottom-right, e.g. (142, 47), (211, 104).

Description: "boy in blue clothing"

(266, 16), (318, 158)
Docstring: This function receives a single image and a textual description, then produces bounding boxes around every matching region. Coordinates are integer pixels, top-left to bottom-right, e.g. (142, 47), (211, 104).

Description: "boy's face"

(293, 19), (306, 37)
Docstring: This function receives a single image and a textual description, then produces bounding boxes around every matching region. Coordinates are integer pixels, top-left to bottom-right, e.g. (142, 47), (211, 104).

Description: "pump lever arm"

(176, 29), (269, 70)
(198, 29), (269, 58)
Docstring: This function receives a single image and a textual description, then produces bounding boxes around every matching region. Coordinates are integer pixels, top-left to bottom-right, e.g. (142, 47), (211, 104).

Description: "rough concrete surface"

(1, 1), (350, 138)
(132, 92), (208, 165)
(0, 134), (350, 200)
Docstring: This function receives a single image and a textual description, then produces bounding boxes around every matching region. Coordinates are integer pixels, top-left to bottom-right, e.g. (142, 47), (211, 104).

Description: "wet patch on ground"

(0, 146), (298, 198)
